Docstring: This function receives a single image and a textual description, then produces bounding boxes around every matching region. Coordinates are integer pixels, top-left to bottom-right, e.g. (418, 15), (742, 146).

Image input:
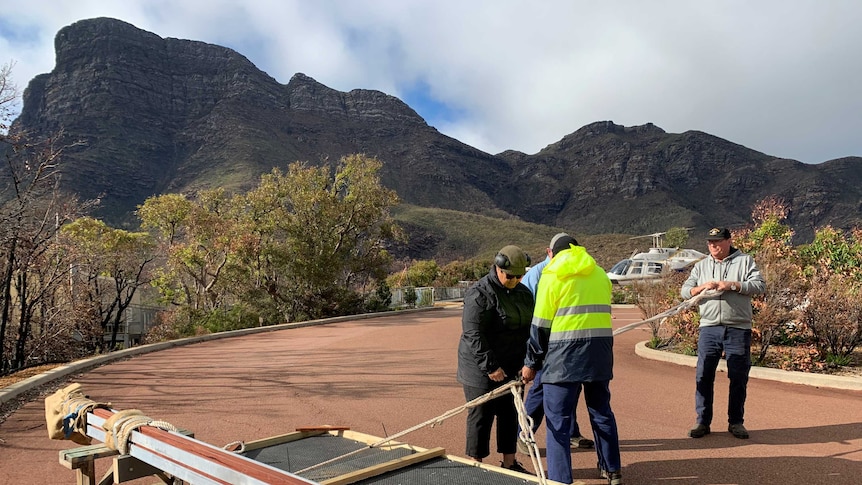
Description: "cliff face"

(14, 17), (507, 225)
(9, 17), (862, 242)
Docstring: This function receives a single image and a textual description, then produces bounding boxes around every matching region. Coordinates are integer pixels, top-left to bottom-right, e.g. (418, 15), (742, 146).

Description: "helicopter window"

(609, 259), (631, 275)
(647, 262), (663, 274)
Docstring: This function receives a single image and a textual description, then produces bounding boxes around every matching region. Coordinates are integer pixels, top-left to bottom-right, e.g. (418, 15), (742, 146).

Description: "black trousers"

(463, 384), (518, 459)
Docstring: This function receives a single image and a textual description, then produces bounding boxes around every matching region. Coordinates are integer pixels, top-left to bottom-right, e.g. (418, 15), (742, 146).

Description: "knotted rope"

(103, 409), (179, 455)
(513, 383), (547, 482)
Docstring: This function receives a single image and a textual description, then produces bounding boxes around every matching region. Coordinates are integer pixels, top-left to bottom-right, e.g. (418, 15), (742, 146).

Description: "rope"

(512, 384), (547, 484)
(103, 410), (179, 455)
(224, 440), (246, 453)
(295, 380), (525, 475)
(612, 289), (722, 336)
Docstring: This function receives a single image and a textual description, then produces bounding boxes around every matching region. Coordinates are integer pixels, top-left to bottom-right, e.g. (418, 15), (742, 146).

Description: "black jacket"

(457, 267), (535, 389)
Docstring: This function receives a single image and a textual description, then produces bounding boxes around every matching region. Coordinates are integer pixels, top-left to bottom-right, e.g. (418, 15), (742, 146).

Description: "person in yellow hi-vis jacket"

(521, 235), (622, 485)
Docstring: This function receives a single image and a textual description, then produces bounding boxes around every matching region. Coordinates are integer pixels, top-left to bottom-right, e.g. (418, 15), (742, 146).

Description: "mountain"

(500, 122), (862, 239)
(8, 17), (862, 255)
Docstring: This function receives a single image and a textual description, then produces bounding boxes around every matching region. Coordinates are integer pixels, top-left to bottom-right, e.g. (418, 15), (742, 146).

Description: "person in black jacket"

(457, 245), (535, 474)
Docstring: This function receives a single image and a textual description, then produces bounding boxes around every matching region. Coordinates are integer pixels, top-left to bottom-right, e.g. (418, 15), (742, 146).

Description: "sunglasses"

(502, 273), (523, 280)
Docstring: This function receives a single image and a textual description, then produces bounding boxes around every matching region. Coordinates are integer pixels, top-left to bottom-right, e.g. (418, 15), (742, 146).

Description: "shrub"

(633, 271), (687, 341)
(611, 285), (637, 304)
(365, 280), (393, 312)
(801, 272), (862, 360)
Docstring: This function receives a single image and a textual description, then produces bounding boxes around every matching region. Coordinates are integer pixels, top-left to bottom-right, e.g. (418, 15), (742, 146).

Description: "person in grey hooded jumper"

(681, 227), (766, 440)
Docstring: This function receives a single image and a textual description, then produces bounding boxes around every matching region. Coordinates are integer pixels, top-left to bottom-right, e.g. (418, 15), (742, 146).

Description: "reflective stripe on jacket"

(525, 244), (614, 384)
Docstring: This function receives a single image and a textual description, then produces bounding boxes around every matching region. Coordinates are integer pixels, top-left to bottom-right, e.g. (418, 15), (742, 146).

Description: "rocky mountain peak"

(286, 72), (426, 125)
(6, 17), (862, 245)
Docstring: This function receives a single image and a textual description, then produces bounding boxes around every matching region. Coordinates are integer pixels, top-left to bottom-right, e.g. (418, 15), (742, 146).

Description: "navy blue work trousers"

(544, 381), (620, 484)
(523, 368), (582, 436)
(695, 325), (752, 426)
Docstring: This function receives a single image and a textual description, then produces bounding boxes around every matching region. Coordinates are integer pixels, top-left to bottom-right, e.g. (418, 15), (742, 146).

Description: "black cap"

(706, 227), (731, 241)
(551, 234), (578, 255)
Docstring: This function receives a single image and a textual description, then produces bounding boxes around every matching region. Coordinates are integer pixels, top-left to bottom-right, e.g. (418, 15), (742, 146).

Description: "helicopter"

(606, 230), (706, 285)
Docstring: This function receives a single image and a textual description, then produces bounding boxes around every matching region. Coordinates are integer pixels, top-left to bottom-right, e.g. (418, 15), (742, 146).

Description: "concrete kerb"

(0, 306), (443, 406)
(635, 341), (862, 391)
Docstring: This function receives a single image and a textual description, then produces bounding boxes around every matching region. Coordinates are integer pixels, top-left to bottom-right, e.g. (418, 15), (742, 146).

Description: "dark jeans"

(523, 368), (581, 436)
(544, 381), (620, 484)
(695, 325), (752, 426)
(463, 384), (518, 459)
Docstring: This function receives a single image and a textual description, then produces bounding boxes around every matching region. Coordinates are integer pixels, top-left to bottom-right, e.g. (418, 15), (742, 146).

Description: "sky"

(1, 1), (861, 164)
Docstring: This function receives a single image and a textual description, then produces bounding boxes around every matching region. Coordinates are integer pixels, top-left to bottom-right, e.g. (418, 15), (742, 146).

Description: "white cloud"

(2, 0), (861, 163)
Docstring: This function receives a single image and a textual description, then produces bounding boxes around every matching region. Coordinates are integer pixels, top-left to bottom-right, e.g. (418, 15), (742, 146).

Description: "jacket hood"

(544, 245), (598, 280)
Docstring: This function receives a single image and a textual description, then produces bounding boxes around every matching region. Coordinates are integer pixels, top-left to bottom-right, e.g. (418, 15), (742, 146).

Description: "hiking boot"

(688, 424), (710, 438)
(501, 460), (534, 475)
(728, 423), (749, 439)
(517, 438), (531, 455)
(606, 470), (623, 485)
(570, 434), (595, 449)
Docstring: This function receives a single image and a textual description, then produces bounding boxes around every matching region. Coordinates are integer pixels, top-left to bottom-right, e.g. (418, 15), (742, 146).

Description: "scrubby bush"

(801, 271), (862, 361)
(364, 280), (393, 312)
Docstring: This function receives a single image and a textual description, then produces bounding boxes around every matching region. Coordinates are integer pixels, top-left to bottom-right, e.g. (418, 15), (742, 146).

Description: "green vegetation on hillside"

(391, 203), (648, 270)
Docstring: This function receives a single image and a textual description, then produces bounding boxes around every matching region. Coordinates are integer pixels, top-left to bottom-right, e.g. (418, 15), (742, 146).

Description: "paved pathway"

(1, 306), (861, 484)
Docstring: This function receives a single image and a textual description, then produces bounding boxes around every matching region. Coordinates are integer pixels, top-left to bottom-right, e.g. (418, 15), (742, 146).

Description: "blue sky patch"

(400, 80), (462, 127)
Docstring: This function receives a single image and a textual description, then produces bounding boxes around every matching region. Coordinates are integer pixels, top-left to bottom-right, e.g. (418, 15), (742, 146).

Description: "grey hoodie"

(681, 248), (766, 329)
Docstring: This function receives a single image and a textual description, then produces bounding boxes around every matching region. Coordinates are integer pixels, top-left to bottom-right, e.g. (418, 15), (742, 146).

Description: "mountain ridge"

(7, 17), (862, 258)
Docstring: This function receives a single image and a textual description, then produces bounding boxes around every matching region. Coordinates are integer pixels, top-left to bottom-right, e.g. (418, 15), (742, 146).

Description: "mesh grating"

(354, 456), (534, 485)
(243, 434), (412, 482)
(244, 434), (536, 485)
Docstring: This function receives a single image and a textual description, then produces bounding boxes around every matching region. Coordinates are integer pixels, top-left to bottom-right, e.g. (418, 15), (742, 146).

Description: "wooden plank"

(319, 447), (447, 485)
(60, 444), (119, 469)
(90, 408), (315, 485)
(294, 426), (350, 432)
(241, 430), (327, 452)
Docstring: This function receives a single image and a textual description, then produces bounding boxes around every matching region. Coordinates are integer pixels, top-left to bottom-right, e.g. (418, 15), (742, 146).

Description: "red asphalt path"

(1, 306), (861, 484)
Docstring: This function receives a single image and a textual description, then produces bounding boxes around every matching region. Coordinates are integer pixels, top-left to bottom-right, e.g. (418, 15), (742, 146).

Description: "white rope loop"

(105, 412), (179, 455)
(512, 384), (548, 484)
(223, 440), (247, 453)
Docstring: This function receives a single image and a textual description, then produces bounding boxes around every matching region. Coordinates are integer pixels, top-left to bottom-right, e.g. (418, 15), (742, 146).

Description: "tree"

(237, 155), (399, 321)
(138, 190), (235, 313)
(1, 63), (101, 372)
(0, 61), (19, 136)
(387, 260), (439, 288)
(61, 217), (155, 350)
(732, 197), (801, 362)
(799, 226), (862, 282)
(664, 227), (690, 249)
(138, 154), (400, 328)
